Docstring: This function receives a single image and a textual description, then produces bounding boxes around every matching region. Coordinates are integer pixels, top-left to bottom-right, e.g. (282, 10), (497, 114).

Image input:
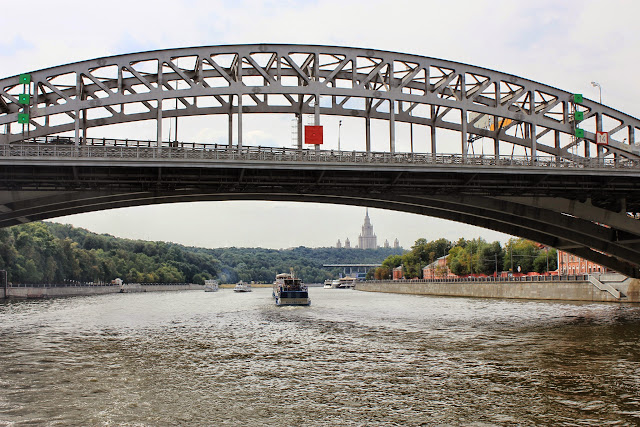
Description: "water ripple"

(0, 289), (639, 425)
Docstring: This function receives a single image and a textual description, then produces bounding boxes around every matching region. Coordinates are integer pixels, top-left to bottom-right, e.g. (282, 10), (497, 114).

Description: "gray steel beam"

(2, 44), (639, 159)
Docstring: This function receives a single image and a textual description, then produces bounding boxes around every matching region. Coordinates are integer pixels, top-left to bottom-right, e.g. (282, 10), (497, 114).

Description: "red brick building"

(422, 255), (458, 280)
(557, 250), (608, 275)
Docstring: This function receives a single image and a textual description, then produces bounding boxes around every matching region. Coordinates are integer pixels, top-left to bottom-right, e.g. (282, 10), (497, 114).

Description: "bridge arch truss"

(2, 44), (640, 160)
(1, 45), (640, 277)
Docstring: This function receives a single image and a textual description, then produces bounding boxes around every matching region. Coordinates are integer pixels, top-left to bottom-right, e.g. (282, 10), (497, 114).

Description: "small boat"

(330, 277), (356, 289)
(233, 281), (252, 292)
(273, 272), (310, 306)
(323, 280), (333, 289)
(204, 279), (219, 292)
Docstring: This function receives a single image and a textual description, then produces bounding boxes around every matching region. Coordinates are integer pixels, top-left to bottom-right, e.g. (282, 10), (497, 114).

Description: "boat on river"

(273, 273), (310, 306)
(233, 281), (251, 292)
(325, 277), (357, 289)
(204, 279), (219, 292)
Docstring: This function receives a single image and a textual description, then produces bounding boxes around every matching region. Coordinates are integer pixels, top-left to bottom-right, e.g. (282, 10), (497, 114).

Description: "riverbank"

(1, 283), (204, 299)
(356, 274), (640, 303)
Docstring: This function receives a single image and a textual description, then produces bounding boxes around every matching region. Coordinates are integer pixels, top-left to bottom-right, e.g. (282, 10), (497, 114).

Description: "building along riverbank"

(356, 273), (640, 303)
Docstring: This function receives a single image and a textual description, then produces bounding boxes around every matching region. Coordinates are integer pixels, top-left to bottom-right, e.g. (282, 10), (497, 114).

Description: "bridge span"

(1, 44), (640, 277)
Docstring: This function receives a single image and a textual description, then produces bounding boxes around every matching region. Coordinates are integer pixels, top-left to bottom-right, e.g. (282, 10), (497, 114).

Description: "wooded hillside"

(0, 222), (403, 284)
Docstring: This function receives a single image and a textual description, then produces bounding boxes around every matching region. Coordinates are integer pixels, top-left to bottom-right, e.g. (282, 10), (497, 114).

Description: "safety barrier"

(2, 139), (639, 170)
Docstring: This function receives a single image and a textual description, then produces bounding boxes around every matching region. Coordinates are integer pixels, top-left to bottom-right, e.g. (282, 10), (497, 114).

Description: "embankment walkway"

(356, 274), (640, 303)
(1, 283), (204, 299)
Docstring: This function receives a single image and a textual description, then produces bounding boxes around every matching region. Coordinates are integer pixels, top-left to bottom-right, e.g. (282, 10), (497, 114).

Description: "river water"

(0, 288), (639, 426)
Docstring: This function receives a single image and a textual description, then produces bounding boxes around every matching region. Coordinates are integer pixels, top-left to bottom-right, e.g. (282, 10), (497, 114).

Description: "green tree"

(374, 267), (391, 280)
(504, 238), (539, 273)
(533, 247), (557, 273)
(476, 241), (503, 275)
(22, 259), (42, 284)
(447, 246), (469, 276)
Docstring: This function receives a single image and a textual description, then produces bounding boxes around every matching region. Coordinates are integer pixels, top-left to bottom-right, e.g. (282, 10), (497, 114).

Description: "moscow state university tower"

(358, 209), (377, 250)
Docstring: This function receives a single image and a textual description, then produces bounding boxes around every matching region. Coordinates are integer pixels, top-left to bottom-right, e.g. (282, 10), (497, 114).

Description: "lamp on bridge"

(591, 81), (602, 104)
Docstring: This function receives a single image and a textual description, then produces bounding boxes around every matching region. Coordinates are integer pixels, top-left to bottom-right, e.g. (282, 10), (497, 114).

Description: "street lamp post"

(591, 81), (602, 104)
(546, 247), (549, 274)
(338, 120), (342, 151)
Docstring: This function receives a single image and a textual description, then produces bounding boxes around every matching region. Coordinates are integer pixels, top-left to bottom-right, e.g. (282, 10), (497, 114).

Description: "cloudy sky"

(3, 0), (639, 249)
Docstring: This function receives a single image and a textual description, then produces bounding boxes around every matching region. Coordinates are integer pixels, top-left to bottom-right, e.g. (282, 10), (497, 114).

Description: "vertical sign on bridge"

(596, 131), (609, 145)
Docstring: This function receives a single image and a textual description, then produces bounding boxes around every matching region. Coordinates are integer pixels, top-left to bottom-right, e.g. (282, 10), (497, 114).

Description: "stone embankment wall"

(356, 278), (640, 303)
(628, 280), (640, 301)
(2, 283), (204, 299)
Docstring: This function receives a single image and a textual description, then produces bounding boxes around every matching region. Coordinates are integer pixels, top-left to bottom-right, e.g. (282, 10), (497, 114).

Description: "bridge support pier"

(461, 109), (468, 160)
(81, 108), (87, 145)
(314, 94), (320, 152)
(297, 113), (303, 149)
(156, 101), (162, 149)
(228, 106), (233, 148)
(531, 123), (537, 165)
(430, 105), (437, 158)
(365, 98), (372, 154)
(365, 116), (371, 153)
(389, 100), (395, 154)
(74, 109), (80, 145)
(238, 94), (243, 150)
(596, 113), (604, 160)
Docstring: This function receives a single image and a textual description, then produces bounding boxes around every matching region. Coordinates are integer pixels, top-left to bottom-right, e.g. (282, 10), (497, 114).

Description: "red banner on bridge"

(304, 126), (323, 144)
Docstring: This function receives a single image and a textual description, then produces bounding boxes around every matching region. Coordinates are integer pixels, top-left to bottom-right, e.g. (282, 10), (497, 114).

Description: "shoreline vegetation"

(372, 237), (558, 280)
(0, 222), (402, 286)
(0, 221), (559, 290)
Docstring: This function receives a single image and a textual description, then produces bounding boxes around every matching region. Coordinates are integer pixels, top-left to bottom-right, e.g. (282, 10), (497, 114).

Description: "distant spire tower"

(358, 208), (378, 249)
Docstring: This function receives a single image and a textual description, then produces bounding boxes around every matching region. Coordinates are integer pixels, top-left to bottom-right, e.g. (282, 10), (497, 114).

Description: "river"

(0, 288), (639, 426)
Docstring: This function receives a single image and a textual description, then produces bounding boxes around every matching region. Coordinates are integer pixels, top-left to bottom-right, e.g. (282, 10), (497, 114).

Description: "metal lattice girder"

(1, 44), (640, 159)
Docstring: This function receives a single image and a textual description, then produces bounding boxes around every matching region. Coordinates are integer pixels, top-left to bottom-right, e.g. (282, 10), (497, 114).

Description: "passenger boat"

(204, 279), (219, 292)
(233, 281), (252, 292)
(334, 277), (357, 288)
(273, 273), (310, 306)
(323, 280), (333, 289)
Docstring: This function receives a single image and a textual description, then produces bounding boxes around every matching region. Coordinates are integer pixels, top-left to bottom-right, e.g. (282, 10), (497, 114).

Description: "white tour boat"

(233, 281), (252, 292)
(204, 279), (219, 292)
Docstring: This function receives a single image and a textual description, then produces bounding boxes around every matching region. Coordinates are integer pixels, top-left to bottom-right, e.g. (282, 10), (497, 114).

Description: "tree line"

(372, 237), (558, 279)
(0, 222), (403, 285)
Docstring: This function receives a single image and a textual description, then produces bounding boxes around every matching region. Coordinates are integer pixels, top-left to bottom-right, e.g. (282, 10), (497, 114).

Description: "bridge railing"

(367, 274), (592, 284)
(2, 137), (640, 170)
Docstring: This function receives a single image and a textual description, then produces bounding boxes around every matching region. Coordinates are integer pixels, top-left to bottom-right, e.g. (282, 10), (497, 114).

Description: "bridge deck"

(2, 138), (640, 173)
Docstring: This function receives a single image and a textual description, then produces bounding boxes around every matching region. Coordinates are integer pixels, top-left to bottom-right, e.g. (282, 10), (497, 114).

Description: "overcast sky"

(3, 0), (639, 249)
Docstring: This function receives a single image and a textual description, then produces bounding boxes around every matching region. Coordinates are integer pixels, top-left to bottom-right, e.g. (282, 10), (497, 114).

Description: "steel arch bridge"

(1, 44), (640, 277)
